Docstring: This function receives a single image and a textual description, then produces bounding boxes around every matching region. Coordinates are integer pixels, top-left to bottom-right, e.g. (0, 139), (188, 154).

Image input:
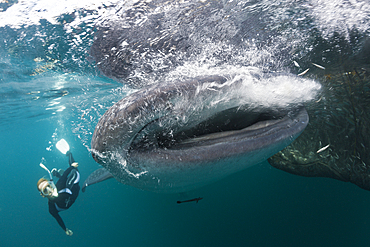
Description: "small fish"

(298, 68), (309, 76)
(293, 61), (300, 67)
(317, 144), (330, 153)
(34, 57), (44, 62)
(312, 63), (325, 70)
(177, 197), (203, 204)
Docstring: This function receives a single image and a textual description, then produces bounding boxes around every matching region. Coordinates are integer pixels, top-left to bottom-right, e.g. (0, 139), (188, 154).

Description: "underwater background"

(1, 0), (370, 246)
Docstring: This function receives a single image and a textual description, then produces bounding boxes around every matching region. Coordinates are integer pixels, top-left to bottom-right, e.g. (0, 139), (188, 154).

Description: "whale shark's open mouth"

(130, 106), (295, 151)
(126, 104), (308, 164)
(91, 75), (308, 161)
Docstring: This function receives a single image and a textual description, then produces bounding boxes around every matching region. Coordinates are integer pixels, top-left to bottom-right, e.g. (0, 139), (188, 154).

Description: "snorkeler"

(37, 139), (80, 236)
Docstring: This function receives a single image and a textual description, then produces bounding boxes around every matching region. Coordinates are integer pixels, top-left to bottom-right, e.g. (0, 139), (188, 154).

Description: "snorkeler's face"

(39, 181), (58, 198)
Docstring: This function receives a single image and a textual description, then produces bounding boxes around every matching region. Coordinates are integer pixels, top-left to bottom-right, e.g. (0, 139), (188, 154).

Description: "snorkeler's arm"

(66, 151), (76, 166)
(48, 202), (67, 231)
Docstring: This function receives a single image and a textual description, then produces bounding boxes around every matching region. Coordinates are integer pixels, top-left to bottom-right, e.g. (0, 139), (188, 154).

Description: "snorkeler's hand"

(65, 228), (73, 236)
(51, 168), (58, 176)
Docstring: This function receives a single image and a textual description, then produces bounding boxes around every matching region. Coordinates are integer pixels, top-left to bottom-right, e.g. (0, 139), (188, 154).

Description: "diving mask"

(39, 160), (58, 197)
(39, 180), (58, 198)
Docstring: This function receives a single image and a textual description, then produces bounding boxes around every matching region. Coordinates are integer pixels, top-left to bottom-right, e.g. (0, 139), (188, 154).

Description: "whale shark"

(83, 0), (370, 192)
(83, 75), (309, 193)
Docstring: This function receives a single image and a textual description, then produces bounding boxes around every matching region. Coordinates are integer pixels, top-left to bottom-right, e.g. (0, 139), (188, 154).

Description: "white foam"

(307, 0), (370, 38)
(167, 61), (321, 109)
(237, 73), (321, 108)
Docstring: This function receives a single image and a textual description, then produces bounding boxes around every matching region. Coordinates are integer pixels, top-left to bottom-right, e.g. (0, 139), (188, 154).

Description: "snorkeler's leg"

(56, 166), (74, 188)
(66, 168), (80, 190)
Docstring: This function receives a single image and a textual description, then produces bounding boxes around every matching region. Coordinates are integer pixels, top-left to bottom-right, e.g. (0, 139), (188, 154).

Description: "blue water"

(1, 0), (370, 246)
(3, 115), (370, 247)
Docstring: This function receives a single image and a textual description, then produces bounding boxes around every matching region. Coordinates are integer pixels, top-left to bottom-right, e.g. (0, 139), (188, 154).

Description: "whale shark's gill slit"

(129, 106), (286, 151)
(128, 117), (163, 151)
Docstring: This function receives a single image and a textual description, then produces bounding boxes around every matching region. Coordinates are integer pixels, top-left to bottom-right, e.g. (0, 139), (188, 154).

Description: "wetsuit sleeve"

(48, 201), (66, 231)
(66, 151), (75, 166)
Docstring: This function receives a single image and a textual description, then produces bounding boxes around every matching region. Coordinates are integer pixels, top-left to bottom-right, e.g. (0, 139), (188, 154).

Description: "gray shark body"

(84, 75), (309, 193)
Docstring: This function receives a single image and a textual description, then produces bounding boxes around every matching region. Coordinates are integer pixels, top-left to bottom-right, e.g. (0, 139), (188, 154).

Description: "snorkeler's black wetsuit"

(48, 152), (80, 231)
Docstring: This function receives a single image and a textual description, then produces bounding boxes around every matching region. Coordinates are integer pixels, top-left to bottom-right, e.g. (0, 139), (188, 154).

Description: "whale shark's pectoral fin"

(82, 167), (114, 192)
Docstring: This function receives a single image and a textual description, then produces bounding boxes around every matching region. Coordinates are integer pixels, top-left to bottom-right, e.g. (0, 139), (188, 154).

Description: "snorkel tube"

(39, 162), (58, 197)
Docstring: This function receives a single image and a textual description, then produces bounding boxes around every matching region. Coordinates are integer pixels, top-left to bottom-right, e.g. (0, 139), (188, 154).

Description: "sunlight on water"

(0, 0), (112, 28)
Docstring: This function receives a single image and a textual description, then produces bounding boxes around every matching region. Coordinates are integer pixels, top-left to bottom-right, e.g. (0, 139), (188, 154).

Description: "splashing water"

(0, 0), (368, 175)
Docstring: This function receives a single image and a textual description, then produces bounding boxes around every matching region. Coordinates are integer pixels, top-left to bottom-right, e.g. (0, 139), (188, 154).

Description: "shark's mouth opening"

(130, 106), (295, 152)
